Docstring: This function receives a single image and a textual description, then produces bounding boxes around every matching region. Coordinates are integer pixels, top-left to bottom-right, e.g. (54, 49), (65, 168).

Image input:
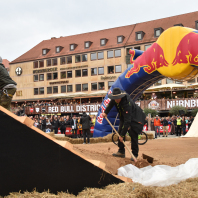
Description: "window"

(174, 23), (183, 27)
(98, 82), (104, 90)
(70, 44), (74, 51)
(61, 85), (66, 93)
(67, 85), (72, 92)
(82, 69), (88, 77)
(108, 81), (114, 89)
(56, 46), (62, 53)
(115, 65), (121, 73)
(34, 88), (38, 95)
(134, 46), (141, 50)
(60, 57), (66, 65)
(154, 28), (163, 37)
(115, 49), (121, 57)
(127, 64), (131, 68)
(47, 87), (52, 94)
(53, 72), (58, 80)
(98, 67), (104, 75)
(82, 54), (87, 62)
(67, 71), (72, 78)
(67, 56), (72, 64)
(47, 73), (52, 80)
(166, 78), (174, 84)
(52, 58), (57, 66)
(136, 32), (142, 40)
(85, 41), (90, 48)
(91, 68), (97, 76)
(39, 87), (44, 94)
(76, 84), (81, 92)
(196, 21), (198, 30)
(117, 36), (123, 43)
(100, 38), (106, 46)
(34, 74), (38, 82)
(75, 70), (81, 77)
(154, 80), (162, 86)
(98, 51), (104, 59)
(187, 78), (196, 83)
(82, 83), (88, 91)
(61, 71), (66, 79)
(75, 55), (81, 63)
(108, 66), (114, 74)
(53, 86), (58, 93)
(145, 44), (151, 51)
(91, 53), (97, 60)
(39, 60), (44, 68)
(33, 61), (38, 68)
(107, 50), (114, 58)
(47, 59), (51, 66)
(91, 83), (97, 90)
(42, 49), (47, 55)
(39, 74), (44, 81)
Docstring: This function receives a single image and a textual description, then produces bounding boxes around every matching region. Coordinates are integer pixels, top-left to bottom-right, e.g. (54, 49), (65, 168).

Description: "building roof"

(2, 59), (10, 68)
(10, 11), (198, 64)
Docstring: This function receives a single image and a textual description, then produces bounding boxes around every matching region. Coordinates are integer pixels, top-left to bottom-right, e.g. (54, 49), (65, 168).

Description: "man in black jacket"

(80, 112), (91, 144)
(51, 116), (60, 134)
(41, 116), (46, 132)
(0, 56), (17, 111)
(102, 88), (145, 160)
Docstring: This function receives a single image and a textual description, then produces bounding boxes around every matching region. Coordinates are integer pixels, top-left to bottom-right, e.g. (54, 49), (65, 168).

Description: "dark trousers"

(83, 129), (90, 143)
(176, 125), (181, 136)
(118, 123), (141, 158)
(61, 128), (65, 134)
(72, 129), (77, 138)
(54, 128), (58, 134)
(42, 127), (46, 132)
(182, 127), (186, 135)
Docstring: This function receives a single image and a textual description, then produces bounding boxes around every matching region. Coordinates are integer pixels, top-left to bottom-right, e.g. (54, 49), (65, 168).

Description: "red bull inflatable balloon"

(94, 26), (198, 137)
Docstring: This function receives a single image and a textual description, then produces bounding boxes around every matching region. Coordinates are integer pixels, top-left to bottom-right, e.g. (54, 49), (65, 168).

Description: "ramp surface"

(0, 107), (125, 196)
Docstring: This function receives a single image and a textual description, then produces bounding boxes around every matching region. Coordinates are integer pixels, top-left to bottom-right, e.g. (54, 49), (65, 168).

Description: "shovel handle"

(105, 117), (137, 162)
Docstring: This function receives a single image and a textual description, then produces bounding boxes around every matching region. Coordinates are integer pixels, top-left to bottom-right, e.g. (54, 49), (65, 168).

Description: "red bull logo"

(172, 31), (198, 66)
(125, 43), (168, 78)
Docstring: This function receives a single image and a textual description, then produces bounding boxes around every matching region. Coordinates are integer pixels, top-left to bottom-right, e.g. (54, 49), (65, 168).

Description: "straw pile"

(49, 132), (153, 144)
(4, 177), (198, 197)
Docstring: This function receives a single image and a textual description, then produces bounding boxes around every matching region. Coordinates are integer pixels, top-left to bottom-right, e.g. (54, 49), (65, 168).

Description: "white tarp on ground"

(118, 158), (198, 186)
(184, 112), (198, 137)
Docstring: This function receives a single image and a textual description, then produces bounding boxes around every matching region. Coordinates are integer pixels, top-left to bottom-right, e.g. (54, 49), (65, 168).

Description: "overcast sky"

(0, 0), (197, 62)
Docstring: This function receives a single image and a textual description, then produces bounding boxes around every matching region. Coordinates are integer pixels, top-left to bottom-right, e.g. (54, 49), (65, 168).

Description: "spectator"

(77, 116), (83, 138)
(176, 116), (182, 136)
(51, 116), (60, 134)
(80, 112), (91, 144)
(92, 115), (96, 126)
(71, 115), (78, 138)
(41, 116), (46, 132)
(188, 116), (194, 130)
(34, 119), (39, 127)
(162, 117), (168, 137)
(154, 115), (161, 138)
(59, 117), (66, 135)
(181, 116), (186, 136)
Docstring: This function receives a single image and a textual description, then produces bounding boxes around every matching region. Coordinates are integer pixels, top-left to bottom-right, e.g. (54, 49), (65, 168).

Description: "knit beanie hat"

(0, 56), (2, 64)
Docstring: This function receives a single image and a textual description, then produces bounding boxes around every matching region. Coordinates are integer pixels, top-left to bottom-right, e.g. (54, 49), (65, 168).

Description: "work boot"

(112, 151), (125, 158)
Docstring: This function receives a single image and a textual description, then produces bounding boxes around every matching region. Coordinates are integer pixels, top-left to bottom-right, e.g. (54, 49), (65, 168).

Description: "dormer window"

(174, 23), (184, 27)
(154, 28), (164, 37)
(42, 48), (49, 55)
(100, 38), (107, 46)
(84, 41), (92, 49)
(70, 43), (77, 51)
(135, 31), (145, 41)
(56, 46), (63, 53)
(195, 21), (198, 30)
(117, 35), (124, 43)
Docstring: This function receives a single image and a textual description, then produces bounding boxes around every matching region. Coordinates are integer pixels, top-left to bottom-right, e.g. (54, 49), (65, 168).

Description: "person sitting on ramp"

(102, 88), (145, 161)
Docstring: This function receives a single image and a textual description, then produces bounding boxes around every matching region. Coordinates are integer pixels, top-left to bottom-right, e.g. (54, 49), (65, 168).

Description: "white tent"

(184, 112), (198, 137)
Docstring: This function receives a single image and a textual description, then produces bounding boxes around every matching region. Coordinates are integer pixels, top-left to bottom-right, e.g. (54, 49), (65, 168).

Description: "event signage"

(101, 76), (116, 80)
(25, 104), (101, 114)
(60, 65), (88, 70)
(33, 67), (57, 74)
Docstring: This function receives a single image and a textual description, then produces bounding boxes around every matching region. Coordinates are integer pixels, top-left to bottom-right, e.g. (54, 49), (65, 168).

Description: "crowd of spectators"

(145, 115), (194, 138)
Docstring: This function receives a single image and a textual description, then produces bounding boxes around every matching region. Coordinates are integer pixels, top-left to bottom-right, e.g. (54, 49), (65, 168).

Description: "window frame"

(34, 74), (38, 82)
(76, 84), (81, 92)
(154, 27), (163, 37)
(100, 38), (106, 46)
(75, 54), (81, 63)
(60, 71), (66, 79)
(91, 82), (97, 91)
(91, 68), (97, 76)
(61, 85), (66, 93)
(53, 86), (58, 94)
(115, 49), (121, 57)
(107, 66), (114, 74)
(98, 67), (104, 75)
(52, 58), (57, 66)
(39, 60), (44, 68)
(33, 61), (38, 69)
(52, 72), (58, 80)
(91, 52), (97, 61)
(115, 65), (122, 73)
(34, 88), (38, 95)
(108, 81), (114, 89)
(75, 69), (81, 77)
(117, 35), (123, 43)
(107, 50), (114, 59)
(47, 87), (52, 94)
(47, 59), (51, 67)
(82, 69), (88, 77)
(39, 74), (44, 81)
(98, 51), (104, 60)
(60, 57), (66, 65)
(39, 87), (44, 95)
(47, 73), (52, 80)
(82, 83), (88, 91)
(98, 82), (104, 90)
(67, 70), (72, 78)
(67, 56), (72, 64)
(67, 85), (73, 92)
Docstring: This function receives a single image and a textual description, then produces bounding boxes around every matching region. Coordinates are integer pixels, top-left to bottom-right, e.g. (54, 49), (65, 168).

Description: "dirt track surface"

(74, 137), (198, 174)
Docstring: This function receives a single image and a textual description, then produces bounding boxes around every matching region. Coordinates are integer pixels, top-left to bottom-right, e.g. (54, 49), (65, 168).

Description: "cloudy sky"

(0, 0), (197, 61)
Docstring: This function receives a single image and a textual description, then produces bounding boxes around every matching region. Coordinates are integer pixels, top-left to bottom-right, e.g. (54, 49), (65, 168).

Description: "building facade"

(9, 11), (198, 111)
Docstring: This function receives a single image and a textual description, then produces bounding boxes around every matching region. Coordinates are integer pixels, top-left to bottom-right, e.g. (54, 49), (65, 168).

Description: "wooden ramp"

(0, 107), (130, 196)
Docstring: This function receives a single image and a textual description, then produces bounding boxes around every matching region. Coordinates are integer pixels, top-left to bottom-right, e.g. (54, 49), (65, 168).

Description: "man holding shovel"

(102, 88), (145, 161)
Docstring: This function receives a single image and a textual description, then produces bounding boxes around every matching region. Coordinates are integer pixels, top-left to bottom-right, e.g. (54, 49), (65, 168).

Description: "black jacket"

(162, 119), (168, 126)
(71, 119), (78, 129)
(41, 118), (46, 128)
(59, 121), (66, 130)
(105, 94), (145, 136)
(51, 119), (60, 129)
(80, 113), (91, 129)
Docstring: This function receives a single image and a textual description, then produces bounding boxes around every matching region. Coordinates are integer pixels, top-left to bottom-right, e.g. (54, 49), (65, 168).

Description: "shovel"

(105, 117), (137, 162)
